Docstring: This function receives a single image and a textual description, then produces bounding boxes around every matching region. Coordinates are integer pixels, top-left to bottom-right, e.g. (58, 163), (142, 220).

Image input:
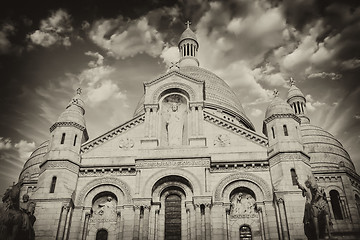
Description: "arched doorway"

(96, 229), (108, 240)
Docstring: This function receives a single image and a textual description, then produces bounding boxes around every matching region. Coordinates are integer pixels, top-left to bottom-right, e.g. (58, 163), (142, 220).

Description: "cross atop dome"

(185, 20), (191, 29)
(76, 87), (82, 95)
(273, 89), (279, 97)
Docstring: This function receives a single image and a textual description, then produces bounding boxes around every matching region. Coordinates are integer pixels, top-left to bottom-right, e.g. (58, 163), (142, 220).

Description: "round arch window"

(239, 225), (252, 240)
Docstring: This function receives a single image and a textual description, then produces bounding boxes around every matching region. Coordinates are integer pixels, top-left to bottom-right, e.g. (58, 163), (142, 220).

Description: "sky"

(0, 0), (360, 196)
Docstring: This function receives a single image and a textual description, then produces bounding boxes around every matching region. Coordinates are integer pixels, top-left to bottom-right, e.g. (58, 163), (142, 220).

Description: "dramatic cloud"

(0, 137), (12, 150)
(0, 23), (16, 54)
(28, 9), (73, 47)
(89, 16), (164, 59)
(160, 46), (179, 67)
(305, 94), (326, 112)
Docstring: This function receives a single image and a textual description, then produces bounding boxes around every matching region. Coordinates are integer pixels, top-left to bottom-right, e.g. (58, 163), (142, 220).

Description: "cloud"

(305, 94), (325, 112)
(28, 9), (73, 48)
(14, 140), (36, 161)
(0, 137), (12, 150)
(355, 114), (360, 120)
(160, 46), (179, 67)
(89, 16), (164, 59)
(308, 72), (342, 81)
(85, 51), (104, 67)
(250, 108), (263, 117)
(0, 23), (16, 54)
(341, 59), (360, 70)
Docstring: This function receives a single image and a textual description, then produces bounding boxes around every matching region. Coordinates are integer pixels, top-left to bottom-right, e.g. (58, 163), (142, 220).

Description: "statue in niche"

(92, 195), (117, 221)
(296, 176), (331, 240)
(162, 94), (186, 146)
(230, 191), (256, 217)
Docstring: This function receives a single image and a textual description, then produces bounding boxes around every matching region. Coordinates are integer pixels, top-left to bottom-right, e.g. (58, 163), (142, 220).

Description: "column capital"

(189, 101), (204, 108)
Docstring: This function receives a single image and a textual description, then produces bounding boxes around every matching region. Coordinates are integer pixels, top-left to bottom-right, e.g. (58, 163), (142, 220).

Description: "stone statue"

(166, 103), (183, 146)
(92, 195), (117, 221)
(0, 181), (36, 240)
(296, 176), (331, 240)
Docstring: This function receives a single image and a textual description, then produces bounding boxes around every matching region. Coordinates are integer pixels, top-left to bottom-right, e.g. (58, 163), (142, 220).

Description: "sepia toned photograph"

(0, 0), (360, 239)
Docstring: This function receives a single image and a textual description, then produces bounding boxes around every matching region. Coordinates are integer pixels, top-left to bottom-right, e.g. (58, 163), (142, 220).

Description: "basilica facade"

(18, 26), (360, 240)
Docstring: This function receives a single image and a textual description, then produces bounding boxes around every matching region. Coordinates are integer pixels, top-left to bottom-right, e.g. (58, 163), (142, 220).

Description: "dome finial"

(185, 20), (191, 29)
(289, 77), (295, 86)
(76, 87), (82, 95)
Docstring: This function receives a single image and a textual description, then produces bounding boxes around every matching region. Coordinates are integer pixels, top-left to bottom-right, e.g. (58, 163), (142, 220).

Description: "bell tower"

(178, 21), (199, 67)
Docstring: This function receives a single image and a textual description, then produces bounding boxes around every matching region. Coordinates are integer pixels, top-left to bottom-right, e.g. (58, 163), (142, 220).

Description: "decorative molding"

(76, 177), (132, 206)
(79, 167), (136, 177)
(204, 111), (268, 147)
(214, 172), (272, 201)
(40, 160), (79, 174)
(152, 82), (197, 103)
(136, 158), (210, 168)
(263, 113), (301, 124)
(142, 168), (202, 197)
(50, 121), (85, 132)
(81, 114), (145, 153)
(210, 162), (269, 172)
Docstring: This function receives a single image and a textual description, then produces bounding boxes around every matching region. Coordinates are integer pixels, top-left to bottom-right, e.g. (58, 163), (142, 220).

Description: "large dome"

(300, 123), (356, 172)
(134, 66), (254, 130)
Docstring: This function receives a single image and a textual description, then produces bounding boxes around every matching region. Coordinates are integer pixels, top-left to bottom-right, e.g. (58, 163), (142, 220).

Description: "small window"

(271, 127), (275, 139)
(283, 125), (288, 136)
(73, 135), (77, 146)
(330, 190), (343, 220)
(290, 169), (297, 185)
(240, 225), (252, 240)
(61, 133), (66, 144)
(297, 102), (301, 114)
(50, 176), (57, 193)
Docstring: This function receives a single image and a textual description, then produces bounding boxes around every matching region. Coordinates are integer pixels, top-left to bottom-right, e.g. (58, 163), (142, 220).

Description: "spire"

(178, 20), (199, 67)
(286, 78), (309, 124)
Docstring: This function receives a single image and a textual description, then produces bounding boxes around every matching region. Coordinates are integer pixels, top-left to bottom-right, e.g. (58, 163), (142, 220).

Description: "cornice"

(80, 114), (145, 154)
(204, 111), (268, 147)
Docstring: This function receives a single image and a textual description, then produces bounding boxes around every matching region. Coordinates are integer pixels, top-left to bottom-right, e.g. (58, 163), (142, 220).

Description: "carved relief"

(119, 137), (134, 149)
(214, 134), (230, 147)
(230, 191), (257, 218)
(91, 195), (117, 222)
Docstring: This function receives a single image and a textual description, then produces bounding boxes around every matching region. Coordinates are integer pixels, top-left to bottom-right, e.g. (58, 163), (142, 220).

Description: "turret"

(32, 88), (88, 239)
(263, 90), (303, 156)
(178, 21), (199, 67)
(287, 78), (310, 124)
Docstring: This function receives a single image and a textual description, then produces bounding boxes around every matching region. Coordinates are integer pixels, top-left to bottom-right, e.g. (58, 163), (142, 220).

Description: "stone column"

(204, 204), (211, 240)
(190, 105), (196, 136)
(195, 204), (202, 240)
(224, 204), (231, 240)
(257, 206), (266, 240)
(133, 205), (141, 240)
(122, 205), (135, 239)
(277, 198), (290, 240)
(78, 210), (91, 240)
(142, 205), (150, 240)
(211, 203), (223, 239)
(197, 105), (204, 136)
(64, 205), (73, 240)
(145, 107), (151, 137)
(116, 210), (122, 240)
(56, 205), (70, 240)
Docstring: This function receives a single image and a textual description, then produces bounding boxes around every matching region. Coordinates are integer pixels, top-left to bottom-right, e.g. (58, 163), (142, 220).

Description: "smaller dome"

(287, 84), (305, 100)
(265, 96), (293, 119)
(179, 27), (197, 44)
(57, 90), (86, 127)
